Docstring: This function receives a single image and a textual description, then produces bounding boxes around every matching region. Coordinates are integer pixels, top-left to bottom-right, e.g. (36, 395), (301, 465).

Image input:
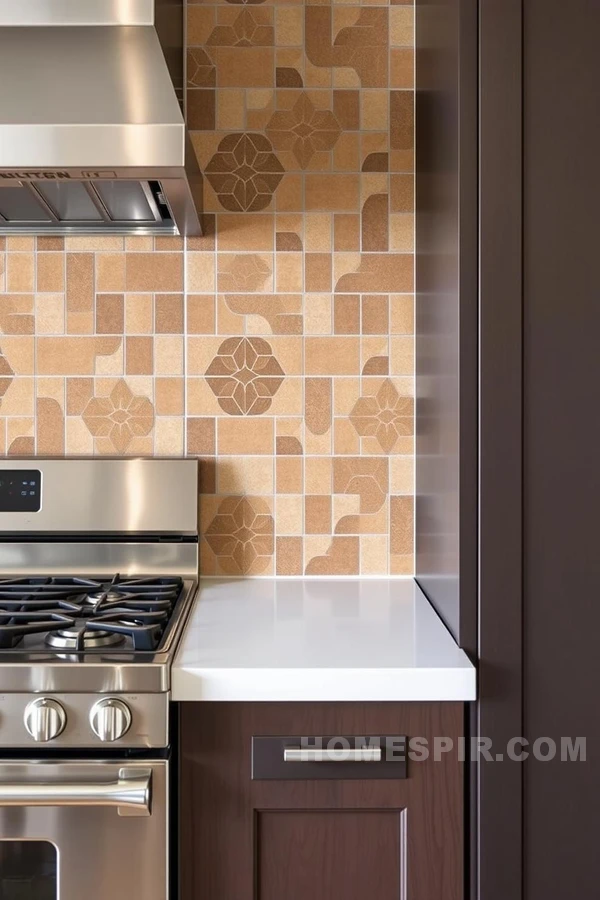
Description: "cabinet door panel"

(180, 702), (463, 900)
(257, 809), (405, 900)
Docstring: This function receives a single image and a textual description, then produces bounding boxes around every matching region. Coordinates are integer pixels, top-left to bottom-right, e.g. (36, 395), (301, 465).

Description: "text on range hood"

(0, 0), (202, 235)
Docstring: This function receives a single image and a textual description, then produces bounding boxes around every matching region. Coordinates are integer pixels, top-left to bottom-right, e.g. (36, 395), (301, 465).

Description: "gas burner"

(46, 621), (125, 650)
(0, 574), (184, 654)
(85, 590), (122, 608)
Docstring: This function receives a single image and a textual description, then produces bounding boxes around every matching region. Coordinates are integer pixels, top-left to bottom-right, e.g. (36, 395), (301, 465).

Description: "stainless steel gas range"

(0, 458), (199, 900)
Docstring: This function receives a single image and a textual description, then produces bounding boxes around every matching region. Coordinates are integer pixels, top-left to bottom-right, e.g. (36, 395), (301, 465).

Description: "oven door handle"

(0, 767), (151, 817)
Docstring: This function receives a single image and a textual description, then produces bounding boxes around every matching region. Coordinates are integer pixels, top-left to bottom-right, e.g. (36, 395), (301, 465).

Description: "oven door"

(0, 759), (168, 900)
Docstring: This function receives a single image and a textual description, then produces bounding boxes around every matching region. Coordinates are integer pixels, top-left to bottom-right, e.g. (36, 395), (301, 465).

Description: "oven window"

(0, 841), (57, 899)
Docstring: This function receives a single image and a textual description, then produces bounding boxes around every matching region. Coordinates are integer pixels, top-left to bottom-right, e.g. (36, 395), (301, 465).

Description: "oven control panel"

(0, 469), (42, 512)
(0, 693), (168, 748)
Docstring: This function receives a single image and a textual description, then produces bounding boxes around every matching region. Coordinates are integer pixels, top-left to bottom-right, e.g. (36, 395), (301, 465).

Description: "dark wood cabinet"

(179, 702), (464, 900)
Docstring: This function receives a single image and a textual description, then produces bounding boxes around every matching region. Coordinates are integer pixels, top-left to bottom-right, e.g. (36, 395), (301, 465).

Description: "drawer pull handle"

(283, 746), (382, 763)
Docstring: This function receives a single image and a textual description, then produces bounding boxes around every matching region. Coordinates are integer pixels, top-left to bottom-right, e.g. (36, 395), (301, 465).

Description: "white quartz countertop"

(172, 578), (476, 702)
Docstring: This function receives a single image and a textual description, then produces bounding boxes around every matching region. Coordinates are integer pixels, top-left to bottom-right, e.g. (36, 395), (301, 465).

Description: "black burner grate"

(0, 575), (184, 652)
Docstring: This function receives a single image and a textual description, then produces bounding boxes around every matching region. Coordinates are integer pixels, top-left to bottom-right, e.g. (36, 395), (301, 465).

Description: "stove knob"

(24, 698), (67, 742)
(90, 698), (132, 742)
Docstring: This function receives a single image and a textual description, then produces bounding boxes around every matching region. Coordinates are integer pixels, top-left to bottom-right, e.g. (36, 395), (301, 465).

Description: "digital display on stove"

(0, 470), (42, 512)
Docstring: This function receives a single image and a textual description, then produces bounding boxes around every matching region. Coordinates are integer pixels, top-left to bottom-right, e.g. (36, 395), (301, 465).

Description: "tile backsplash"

(0, 0), (414, 576)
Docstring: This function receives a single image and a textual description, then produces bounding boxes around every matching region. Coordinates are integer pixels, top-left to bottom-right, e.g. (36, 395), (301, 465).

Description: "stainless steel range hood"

(0, 0), (202, 235)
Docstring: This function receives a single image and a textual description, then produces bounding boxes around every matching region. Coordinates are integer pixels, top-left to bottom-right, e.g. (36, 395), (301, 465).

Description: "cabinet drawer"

(252, 734), (407, 780)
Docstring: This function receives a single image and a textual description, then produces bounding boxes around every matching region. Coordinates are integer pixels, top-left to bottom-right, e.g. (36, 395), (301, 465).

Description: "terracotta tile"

(333, 90), (360, 129)
(334, 294), (360, 334)
(187, 417), (216, 455)
(125, 337), (154, 375)
(275, 254), (303, 292)
(390, 174), (414, 212)
(1, 337), (33, 374)
(390, 495), (413, 555)
(6, 237), (32, 251)
(276, 456), (303, 493)
(212, 48), (274, 87)
(361, 193), (389, 252)
(0, 295), (34, 334)
(155, 378), (184, 416)
(305, 337), (359, 375)
(37, 337), (120, 376)
(125, 237), (153, 252)
(125, 254), (183, 292)
(187, 295), (216, 334)
(125, 295), (153, 334)
(276, 536), (303, 575)
(36, 397), (65, 456)
(188, 89), (216, 130)
(305, 175), (359, 211)
(305, 495), (331, 534)
(187, 6), (216, 45)
(218, 417), (274, 454)
(37, 253), (65, 292)
(334, 214), (360, 251)
(390, 91), (414, 151)
(6, 254), (34, 292)
(305, 254), (332, 291)
(361, 90), (389, 130)
(66, 378), (94, 415)
(391, 48), (414, 89)
(333, 457), (388, 513)
(362, 294), (389, 334)
(96, 294), (124, 334)
(304, 214), (331, 252)
(305, 536), (359, 576)
(217, 90), (245, 130)
(37, 237), (64, 251)
(305, 458), (332, 494)
(335, 253), (413, 293)
(217, 214), (274, 251)
(155, 294), (184, 333)
(95, 253), (125, 293)
(305, 377), (332, 435)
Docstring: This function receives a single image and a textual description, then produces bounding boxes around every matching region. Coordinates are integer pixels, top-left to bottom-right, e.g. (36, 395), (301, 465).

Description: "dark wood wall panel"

(523, 0), (600, 896)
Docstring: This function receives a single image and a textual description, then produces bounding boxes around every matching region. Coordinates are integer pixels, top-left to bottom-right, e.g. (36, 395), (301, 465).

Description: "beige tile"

(187, 295), (215, 334)
(218, 457), (274, 494)
(154, 418), (184, 456)
(187, 254), (215, 292)
(35, 294), (65, 334)
(276, 494), (303, 534)
(305, 457), (332, 494)
(125, 295), (153, 334)
(391, 456), (414, 493)
(360, 535), (388, 575)
(155, 335), (184, 376)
